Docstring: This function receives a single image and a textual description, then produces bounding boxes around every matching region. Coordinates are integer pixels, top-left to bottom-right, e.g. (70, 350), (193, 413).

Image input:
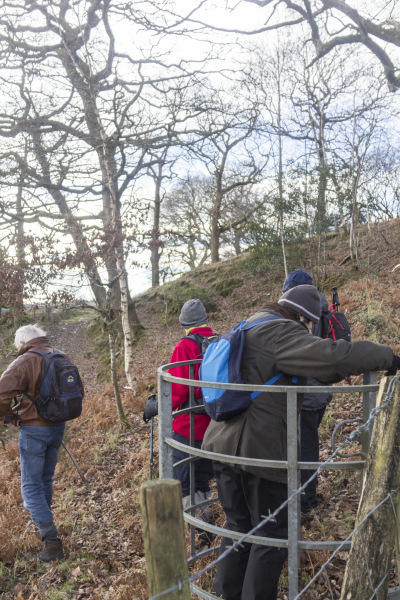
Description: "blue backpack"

(24, 350), (83, 423)
(199, 316), (288, 421)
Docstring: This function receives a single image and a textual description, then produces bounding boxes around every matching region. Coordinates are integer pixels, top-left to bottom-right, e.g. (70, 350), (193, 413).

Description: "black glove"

(386, 355), (400, 376)
(143, 394), (158, 423)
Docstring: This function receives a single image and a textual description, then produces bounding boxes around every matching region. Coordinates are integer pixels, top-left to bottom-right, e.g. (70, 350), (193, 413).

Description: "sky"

(2, 0), (400, 302)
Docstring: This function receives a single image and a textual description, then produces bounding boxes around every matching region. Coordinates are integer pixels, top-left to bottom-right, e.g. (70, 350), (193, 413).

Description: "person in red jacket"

(168, 299), (215, 544)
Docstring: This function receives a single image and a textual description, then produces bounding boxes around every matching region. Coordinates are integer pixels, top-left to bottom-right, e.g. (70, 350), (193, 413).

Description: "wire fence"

(154, 365), (400, 600)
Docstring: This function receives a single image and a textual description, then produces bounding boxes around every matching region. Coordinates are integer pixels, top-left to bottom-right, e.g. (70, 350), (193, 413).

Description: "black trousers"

(213, 462), (288, 600)
(300, 407), (325, 511)
(172, 431), (214, 496)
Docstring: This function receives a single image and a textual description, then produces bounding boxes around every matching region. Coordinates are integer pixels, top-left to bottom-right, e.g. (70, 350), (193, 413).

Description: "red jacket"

(168, 326), (215, 440)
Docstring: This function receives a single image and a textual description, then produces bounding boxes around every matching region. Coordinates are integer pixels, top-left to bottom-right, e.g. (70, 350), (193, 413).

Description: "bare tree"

(0, 0), (210, 396)
(190, 0), (400, 92)
(162, 172), (263, 272)
(188, 91), (268, 263)
(162, 175), (213, 273)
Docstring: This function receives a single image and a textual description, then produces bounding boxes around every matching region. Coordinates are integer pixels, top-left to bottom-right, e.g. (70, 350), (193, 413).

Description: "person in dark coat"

(202, 285), (400, 600)
(281, 269), (332, 514)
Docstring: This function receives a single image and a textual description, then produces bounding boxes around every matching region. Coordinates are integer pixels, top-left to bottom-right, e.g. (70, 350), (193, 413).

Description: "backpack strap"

(242, 315), (283, 331)
(240, 316), (296, 398)
(28, 350), (63, 358)
(184, 333), (218, 359)
(180, 334), (210, 414)
(23, 350), (59, 403)
(184, 333), (204, 356)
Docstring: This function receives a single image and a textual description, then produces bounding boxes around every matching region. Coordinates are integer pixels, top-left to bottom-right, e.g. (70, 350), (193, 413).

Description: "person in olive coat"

(202, 284), (399, 600)
(281, 269), (333, 514)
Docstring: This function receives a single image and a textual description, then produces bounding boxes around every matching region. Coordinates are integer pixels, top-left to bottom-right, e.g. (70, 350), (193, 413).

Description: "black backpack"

(185, 333), (216, 357)
(180, 333), (217, 414)
(24, 350), (83, 423)
(321, 286), (351, 342)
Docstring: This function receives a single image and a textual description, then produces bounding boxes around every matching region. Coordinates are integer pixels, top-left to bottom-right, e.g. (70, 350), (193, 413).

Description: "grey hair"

(14, 324), (47, 349)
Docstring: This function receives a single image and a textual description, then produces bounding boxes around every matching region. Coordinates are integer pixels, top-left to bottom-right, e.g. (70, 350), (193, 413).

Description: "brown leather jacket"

(0, 336), (73, 426)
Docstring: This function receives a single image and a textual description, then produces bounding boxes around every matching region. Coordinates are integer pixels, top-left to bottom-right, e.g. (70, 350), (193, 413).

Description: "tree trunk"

(233, 229), (242, 255)
(15, 175), (25, 323)
(340, 376), (400, 600)
(32, 132), (107, 309)
(316, 161), (328, 235)
(151, 172), (162, 287)
(276, 60), (288, 278)
(94, 111), (137, 393)
(210, 188), (222, 264)
(108, 330), (130, 429)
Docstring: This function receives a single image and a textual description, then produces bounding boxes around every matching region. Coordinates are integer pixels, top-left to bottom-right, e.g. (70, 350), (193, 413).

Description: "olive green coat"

(202, 309), (393, 483)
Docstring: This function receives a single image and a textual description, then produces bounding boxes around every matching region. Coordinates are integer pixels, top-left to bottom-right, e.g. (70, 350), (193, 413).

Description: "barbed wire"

(150, 374), (399, 600)
(346, 375), (398, 443)
(295, 485), (400, 600)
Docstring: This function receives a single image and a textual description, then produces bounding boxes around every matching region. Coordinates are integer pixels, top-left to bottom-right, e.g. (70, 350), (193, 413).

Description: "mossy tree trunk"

(340, 376), (400, 600)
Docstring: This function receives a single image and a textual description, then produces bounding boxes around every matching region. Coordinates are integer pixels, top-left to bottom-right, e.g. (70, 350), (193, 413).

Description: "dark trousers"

(213, 462), (288, 600)
(300, 407), (325, 511)
(172, 431), (214, 496)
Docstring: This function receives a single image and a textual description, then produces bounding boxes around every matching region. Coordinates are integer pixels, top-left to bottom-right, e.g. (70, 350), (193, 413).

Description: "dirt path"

(46, 316), (104, 397)
(0, 316), (151, 599)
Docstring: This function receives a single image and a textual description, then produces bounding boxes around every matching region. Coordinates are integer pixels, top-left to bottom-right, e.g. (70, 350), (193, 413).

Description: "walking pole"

(150, 417), (154, 480)
(332, 285), (340, 311)
(62, 440), (89, 488)
(143, 394), (158, 480)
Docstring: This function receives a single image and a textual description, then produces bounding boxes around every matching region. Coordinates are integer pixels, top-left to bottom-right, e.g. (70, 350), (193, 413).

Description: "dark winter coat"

(202, 308), (393, 484)
(303, 291), (332, 410)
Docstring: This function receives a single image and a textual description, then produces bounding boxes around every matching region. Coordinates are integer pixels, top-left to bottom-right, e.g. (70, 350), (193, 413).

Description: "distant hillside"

(133, 218), (400, 397)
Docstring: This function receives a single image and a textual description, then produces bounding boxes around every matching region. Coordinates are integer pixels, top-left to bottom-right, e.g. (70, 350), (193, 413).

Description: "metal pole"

(150, 417), (154, 480)
(189, 363), (196, 557)
(158, 369), (173, 479)
(362, 371), (377, 459)
(287, 389), (300, 600)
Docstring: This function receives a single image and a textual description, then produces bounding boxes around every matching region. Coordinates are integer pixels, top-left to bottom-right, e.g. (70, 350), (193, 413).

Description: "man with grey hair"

(0, 324), (75, 561)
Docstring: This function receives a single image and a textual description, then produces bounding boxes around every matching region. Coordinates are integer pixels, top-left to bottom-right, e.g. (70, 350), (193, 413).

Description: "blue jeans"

(19, 424), (65, 539)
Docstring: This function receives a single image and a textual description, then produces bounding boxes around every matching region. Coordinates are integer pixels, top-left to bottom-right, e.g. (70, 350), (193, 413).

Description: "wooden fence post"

(340, 376), (400, 600)
(140, 479), (191, 600)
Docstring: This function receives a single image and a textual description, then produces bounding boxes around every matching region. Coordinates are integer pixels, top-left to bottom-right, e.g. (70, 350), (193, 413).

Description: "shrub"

(162, 280), (217, 316)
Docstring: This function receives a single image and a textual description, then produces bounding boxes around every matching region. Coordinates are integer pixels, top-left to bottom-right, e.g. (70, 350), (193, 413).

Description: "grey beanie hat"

(179, 299), (208, 327)
(278, 284), (321, 324)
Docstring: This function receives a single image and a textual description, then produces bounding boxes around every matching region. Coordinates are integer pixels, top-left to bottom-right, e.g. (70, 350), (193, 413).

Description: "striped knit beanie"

(278, 284), (321, 324)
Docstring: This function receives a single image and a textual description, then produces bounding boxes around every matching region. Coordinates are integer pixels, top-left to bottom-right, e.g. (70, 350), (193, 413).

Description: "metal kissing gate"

(157, 360), (385, 600)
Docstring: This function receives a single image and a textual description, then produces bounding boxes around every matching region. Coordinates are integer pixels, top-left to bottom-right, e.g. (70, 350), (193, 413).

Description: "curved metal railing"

(157, 360), (378, 600)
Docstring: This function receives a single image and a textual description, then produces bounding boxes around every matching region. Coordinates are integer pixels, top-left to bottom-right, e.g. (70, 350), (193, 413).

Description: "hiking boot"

(38, 538), (64, 562)
(197, 530), (216, 552)
(301, 509), (316, 526)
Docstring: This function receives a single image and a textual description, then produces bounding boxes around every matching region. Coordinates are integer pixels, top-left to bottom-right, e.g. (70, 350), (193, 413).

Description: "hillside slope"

(134, 218), (400, 392)
(0, 218), (399, 599)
